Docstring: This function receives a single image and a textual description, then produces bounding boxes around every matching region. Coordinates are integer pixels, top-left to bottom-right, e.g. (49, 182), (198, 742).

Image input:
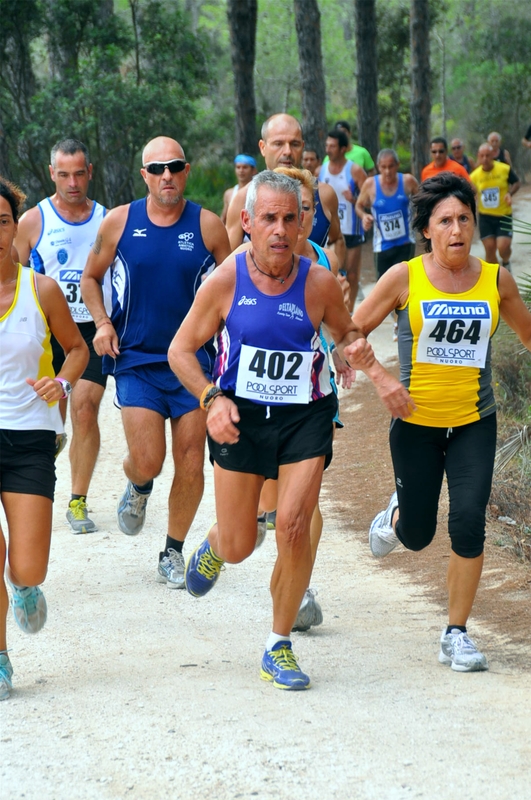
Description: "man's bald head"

(142, 136), (185, 165)
(259, 115), (304, 170)
(261, 114), (303, 142)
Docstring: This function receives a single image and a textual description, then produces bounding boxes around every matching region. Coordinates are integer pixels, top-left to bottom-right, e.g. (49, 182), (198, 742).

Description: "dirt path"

(1, 191), (531, 800)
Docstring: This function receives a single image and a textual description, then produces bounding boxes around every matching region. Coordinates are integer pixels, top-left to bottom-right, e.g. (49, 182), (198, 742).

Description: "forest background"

(1, 0), (531, 214)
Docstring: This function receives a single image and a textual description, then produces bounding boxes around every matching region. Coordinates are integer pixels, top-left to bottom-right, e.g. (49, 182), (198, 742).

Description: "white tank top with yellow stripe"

(0, 266), (63, 431)
(396, 256), (500, 427)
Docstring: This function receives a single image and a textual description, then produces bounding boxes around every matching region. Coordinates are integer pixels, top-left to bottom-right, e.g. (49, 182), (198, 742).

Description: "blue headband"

(234, 154), (257, 167)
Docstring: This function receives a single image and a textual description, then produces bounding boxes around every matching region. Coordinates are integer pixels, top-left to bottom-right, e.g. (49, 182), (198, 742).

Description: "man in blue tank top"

(225, 114), (346, 268)
(355, 149), (419, 279)
(81, 136), (231, 589)
(14, 138), (108, 535)
(169, 171), (411, 691)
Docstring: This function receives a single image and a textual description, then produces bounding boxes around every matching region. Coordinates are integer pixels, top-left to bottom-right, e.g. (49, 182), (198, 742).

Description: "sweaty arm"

(225, 184), (249, 250)
(27, 275), (89, 404)
(168, 266), (241, 444)
(319, 182), (346, 268)
(498, 269), (531, 352)
(355, 177), (376, 231)
(200, 209), (232, 266)
(80, 206), (128, 357)
(13, 206), (41, 266)
(345, 262), (417, 419)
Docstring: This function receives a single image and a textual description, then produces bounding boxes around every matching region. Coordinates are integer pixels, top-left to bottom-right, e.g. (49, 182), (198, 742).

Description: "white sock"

(266, 631), (290, 651)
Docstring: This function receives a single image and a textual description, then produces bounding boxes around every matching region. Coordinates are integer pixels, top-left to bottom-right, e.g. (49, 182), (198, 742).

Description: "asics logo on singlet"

(133, 228), (147, 237)
(423, 301), (489, 318)
(47, 227), (65, 235)
(238, 296), (257, 306)
(277, 302), (304, 321)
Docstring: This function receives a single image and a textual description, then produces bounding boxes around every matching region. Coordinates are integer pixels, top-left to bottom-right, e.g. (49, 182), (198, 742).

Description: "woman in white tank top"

(0, 178), (88, 701)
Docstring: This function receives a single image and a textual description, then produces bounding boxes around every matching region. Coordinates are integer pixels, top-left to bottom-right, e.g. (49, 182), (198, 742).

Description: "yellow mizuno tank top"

(396, 256), (500, 427)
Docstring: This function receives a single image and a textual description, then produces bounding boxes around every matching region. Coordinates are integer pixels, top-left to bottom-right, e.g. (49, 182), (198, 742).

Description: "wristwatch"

(54, 378), (73, 399)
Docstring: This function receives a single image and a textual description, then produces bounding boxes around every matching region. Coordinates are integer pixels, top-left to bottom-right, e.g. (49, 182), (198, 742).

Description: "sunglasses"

(451, 145), (463, 150)
(144, 159), (186, 175)
(431, 149), (446, 154)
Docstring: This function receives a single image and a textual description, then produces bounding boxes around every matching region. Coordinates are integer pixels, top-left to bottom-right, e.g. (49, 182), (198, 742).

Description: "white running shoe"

(255, 515), (267, 549)
(369, 491), (399, 558)
(439, 628), (488, 672)
(157, 549), (185, 589)
(292, 588), (323, 632)
(117, 481), (151, 535)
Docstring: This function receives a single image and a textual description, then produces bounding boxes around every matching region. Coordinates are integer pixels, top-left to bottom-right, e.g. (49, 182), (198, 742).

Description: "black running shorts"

(52, 321), (107, 388)
(478, 214), (512, 240)
(0, 430), (56, 500)
(208, 392), (337, 480)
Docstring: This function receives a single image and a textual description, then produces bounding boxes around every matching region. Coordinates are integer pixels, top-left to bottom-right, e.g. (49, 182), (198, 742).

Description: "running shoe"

(54, 432), (68, 459)
(255, 515), (267, 549)
(0, 653), (13, 701)
(66, 498), (98, 534)
(266, 511), (277, 530)
(439, 628), (488, 672)
(185, 539), (225, 597)
(117, 481), (151, 536)
(292, 588), (323, 632)
(393, 322), (398, 342)
(9, 582), (47, 634)
(260, 640), (310, 690)
(157, 549), (185, 589)
(369, 491), (399, 558)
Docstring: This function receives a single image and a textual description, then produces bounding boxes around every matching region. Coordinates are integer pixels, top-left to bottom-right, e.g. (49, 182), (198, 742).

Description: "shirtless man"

(220, 154), (256, 225)
(14, 138), (109, 534)
(226, 113), (346, 268)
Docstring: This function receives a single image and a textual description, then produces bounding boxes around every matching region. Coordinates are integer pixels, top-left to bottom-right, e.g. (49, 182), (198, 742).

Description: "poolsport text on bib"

(416, 300), (492, 367)
(235, 344), (313, 404)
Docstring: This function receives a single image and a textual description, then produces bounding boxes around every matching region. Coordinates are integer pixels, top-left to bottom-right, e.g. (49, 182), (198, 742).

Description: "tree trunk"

(354, 0), (379, 161)
(293, 0), (327, 159)
(410, 0), (431, 180)
(227, 0), (258, 156)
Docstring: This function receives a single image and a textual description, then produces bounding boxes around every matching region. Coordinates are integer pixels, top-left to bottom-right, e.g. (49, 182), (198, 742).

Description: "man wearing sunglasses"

(449, 138), (476, 174)
(81, 136), (231, 589)
(421, 137), (471, 183)
(226, 113), (346, 269)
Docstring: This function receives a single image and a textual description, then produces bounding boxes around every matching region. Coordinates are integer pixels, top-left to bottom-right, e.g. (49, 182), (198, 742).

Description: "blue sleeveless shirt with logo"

(214, 253), (331, 405)
(104, 198), (215, 376)
(372, 173), (415, 253)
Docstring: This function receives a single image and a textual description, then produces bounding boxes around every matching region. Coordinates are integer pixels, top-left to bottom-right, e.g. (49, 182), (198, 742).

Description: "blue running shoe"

(185, 539), (225, 597)
(9, 582), (47, 634)
(260, 640), (310, 690)
(0, 652), (13, 701)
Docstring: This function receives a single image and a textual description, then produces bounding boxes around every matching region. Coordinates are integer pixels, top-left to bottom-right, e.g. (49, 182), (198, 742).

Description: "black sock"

(71, 494), (86, 503)
(133, 480), (153, 494)
(446, 625), (467, 635)
(164, 536), (183, 556)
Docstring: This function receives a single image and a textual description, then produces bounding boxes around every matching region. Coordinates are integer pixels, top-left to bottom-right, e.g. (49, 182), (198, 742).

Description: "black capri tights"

(389, 414), (497, 558)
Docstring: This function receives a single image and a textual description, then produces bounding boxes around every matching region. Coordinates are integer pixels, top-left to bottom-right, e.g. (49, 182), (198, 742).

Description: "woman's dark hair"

(412, 173), (476, 252)
(0, 177), (27, 223)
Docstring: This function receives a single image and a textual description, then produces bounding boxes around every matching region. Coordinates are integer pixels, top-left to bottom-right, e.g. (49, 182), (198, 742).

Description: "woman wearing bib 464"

(348, 173), (531, 672)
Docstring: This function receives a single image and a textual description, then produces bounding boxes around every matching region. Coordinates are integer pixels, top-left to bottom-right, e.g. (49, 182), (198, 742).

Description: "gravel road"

(1, 191), (530, 800)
